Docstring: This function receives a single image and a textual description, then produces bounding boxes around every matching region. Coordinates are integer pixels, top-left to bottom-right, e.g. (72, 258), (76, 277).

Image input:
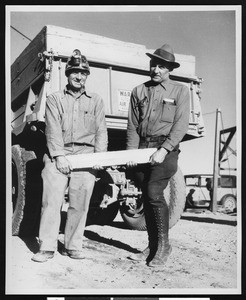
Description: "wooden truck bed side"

(11, 28), (46, 103)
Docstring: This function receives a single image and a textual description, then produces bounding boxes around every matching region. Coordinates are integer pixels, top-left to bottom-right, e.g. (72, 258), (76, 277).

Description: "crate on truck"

(11, 25), (205, 236)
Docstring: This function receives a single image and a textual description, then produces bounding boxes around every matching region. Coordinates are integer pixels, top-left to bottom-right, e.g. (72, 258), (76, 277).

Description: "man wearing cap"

(32, 49), (108, 262)
(126, 44), (190, 268)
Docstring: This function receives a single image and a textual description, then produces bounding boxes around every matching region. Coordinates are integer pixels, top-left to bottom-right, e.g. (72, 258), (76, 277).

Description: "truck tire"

(120, 203), (146, 231)
(12, 145), (43, 236)
(12, 145), (26, 235)
(120, 167), (186, 230)
(221, 194), (236, 212)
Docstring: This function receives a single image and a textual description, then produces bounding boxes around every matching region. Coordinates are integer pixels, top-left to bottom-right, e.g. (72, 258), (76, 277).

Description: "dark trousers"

(128, 145), (179, 256)
(128, 147), (179, 209)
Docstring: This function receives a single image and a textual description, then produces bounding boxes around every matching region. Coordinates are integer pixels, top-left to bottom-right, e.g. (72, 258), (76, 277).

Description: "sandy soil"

(6, 209), (239, 295)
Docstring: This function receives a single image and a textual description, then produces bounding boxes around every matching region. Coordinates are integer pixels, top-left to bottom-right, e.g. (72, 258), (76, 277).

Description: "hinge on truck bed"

(38, 49), (54, 82)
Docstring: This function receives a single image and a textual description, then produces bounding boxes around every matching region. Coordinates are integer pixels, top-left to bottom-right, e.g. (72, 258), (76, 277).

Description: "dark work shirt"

(127, 78), (190, 152)
(45, 85), (108, 158)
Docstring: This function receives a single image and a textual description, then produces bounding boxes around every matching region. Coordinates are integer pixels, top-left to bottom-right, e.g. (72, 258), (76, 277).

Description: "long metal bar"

(108, 67), (113, 114)
(189, 82), (196, 124)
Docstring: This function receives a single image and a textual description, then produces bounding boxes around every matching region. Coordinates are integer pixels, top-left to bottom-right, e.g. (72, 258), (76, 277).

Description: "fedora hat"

(146, 44), (180, 69)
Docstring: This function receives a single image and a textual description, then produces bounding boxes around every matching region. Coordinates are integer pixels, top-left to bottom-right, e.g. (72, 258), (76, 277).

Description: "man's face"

(67, 69), (88, 91)
(150, 59), (170, 83)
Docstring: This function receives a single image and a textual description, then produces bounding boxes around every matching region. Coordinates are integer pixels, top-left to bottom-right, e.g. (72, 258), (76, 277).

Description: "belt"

(140, 135), (167, 143)
(140, 135), (179, 152)
(64, 142), (93, 147)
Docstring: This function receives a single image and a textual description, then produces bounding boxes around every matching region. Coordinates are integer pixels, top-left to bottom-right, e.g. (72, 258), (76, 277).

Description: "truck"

(184, 174), (237, 212)
(11, 25), (205, 236)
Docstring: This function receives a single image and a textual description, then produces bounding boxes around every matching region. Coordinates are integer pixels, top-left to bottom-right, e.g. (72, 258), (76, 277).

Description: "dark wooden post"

(211, 108), (221, 212)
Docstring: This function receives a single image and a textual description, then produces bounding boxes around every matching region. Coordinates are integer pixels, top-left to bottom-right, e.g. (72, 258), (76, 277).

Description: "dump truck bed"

(11, 25), (204, 140)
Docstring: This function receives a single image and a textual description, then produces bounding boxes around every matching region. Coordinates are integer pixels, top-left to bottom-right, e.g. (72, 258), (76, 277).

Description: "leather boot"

(31, 250), (55, 263)
(129, 202), (158, 262)
(148, 206), (172, 267)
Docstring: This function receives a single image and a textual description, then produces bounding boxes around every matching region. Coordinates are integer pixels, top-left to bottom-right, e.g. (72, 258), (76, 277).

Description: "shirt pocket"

(83, 111), (96, 133)
(138, 97), (149, 121)
(160, 102), (176, 123)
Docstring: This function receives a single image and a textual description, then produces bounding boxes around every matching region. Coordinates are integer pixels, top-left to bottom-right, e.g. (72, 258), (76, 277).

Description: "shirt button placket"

(73, 100), (78, 149)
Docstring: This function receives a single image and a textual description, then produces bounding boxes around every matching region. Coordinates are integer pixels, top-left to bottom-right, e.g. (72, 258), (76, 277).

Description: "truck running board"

(66, 148), (157, 170)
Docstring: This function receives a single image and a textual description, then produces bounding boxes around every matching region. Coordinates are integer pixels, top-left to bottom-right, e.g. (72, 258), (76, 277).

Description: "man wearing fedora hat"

(126, 44), (190, 268)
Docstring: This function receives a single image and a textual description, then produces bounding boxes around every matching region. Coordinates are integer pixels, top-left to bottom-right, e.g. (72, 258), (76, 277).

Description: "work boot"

(62, 248), (85, 259)
(147, 206), (172, 267)
(128, 202), (158, 262)
(128, 246), (150, 261)
(31, 250), (55, 263)
(148, 236), (172, 267)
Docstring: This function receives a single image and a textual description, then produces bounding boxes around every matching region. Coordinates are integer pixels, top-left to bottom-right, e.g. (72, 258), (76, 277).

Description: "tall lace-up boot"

(148, 206), (172, 267)
(128, 202), (158, 262)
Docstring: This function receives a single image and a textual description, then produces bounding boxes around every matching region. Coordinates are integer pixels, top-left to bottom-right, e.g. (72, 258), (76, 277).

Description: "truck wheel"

(120, 203), (146, 231)
(167, 167), (187, 228)
(120, 167), (186, 230)
(221, 194), (236, 212)
(12, 145), (26, 236)
(12, 145), (43, 236)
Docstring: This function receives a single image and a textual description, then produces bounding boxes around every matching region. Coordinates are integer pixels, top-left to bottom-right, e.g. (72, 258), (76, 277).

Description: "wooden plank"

(66, 148), (157, 170)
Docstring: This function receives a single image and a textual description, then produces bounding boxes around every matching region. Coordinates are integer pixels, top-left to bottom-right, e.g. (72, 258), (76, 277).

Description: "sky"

(7, 5), (241, 176)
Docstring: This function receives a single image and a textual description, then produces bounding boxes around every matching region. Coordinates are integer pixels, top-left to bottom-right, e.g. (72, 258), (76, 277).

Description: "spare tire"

(120, 167), (186, 230)
(221, 194), (236, 212)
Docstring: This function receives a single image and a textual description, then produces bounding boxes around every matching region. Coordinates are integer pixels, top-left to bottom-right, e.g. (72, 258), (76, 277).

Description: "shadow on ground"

(18, 216), (140, 255)
(181, 209), (237, 226)
(84, 230), (140, 254)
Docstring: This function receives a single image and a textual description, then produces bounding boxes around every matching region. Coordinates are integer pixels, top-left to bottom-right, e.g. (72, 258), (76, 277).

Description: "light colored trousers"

(39, 151), (96, 251)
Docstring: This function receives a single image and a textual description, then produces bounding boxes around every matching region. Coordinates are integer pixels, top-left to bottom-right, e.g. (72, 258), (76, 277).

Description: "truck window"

(185, 177), (200, 186)
(201, 177), (212, 187)
(220, 176), (236, 188)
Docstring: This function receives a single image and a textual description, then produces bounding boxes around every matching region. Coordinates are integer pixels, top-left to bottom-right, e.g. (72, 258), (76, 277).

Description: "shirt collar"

(160, 78), (170, 90)
(64, 85), (92, 98)
(146, 78), (170, 91)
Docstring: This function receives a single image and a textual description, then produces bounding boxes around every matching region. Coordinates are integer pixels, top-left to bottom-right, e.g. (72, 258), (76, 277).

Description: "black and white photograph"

(5, 5), (242, 295)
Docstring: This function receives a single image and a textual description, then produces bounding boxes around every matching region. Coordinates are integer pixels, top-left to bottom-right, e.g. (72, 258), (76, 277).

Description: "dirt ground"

(7, 208), (239, 294)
